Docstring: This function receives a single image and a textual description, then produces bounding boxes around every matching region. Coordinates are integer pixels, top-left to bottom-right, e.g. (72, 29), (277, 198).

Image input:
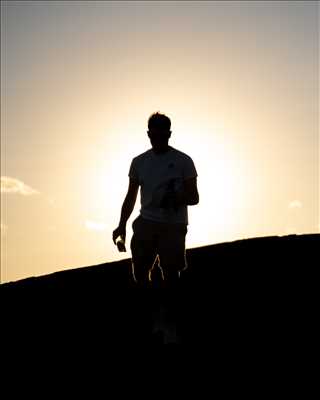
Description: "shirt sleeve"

(128, 158), (139, 183)
(182, 156), (198, 180)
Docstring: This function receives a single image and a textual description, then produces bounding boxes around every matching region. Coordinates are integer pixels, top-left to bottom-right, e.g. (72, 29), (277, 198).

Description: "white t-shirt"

(128, 146), (198, 224)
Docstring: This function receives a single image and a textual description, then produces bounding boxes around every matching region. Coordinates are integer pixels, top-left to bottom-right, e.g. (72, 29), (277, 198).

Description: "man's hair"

(148, 112), (171, 131)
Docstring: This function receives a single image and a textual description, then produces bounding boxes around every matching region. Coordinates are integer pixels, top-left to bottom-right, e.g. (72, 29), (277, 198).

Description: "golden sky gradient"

(1, 1), (319, 283)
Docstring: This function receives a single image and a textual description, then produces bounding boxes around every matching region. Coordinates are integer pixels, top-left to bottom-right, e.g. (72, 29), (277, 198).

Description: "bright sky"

(1, 1), (319, 283)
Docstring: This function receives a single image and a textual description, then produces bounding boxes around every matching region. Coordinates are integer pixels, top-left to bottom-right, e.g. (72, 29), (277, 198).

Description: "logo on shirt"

(168, 163), (175, 169)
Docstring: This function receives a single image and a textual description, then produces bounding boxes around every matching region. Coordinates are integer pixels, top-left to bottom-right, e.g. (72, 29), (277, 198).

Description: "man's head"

(147, 112), (172, 153)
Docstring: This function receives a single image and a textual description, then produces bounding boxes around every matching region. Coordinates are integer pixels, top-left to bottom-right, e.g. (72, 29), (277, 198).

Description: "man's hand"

(112, 225), (126, 245)
(161, 178), (199, 209)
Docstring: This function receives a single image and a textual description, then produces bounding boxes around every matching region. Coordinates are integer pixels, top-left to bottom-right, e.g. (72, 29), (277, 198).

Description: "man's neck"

(152, 146), (171, 155)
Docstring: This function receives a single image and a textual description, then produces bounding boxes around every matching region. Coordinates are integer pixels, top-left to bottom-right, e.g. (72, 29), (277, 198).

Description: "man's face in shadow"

(148, 128), (171, 153)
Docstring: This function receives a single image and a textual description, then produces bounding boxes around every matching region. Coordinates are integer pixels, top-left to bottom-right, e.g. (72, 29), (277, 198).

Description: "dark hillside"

(2, 234), (318, 346)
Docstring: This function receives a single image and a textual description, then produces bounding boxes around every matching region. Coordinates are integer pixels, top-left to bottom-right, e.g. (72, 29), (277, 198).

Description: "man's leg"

(156, 224), (188, 342)
(157, 223), (188, 288)
(130, 217), (158, 288)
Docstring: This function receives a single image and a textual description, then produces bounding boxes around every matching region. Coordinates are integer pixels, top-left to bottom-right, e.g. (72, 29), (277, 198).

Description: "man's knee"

(131, 263), (152, 288)
(159, 254), (186, 286)
(160, 267), (180, 289)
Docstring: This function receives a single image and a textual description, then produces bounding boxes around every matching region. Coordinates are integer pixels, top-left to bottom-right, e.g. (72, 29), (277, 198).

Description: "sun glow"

(86, 118), (253, 255)
(172, 121), (252, 247)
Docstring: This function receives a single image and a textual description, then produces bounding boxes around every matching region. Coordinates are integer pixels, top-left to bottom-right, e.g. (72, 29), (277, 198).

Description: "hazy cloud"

(85, 219), (107, 232)
(288, 200), (303, 209)
(1, 176), (40, 195)
(1, 223), (8, 237)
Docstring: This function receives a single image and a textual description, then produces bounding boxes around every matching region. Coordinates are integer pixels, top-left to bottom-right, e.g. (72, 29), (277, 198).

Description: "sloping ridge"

(2, 234), (319, 345)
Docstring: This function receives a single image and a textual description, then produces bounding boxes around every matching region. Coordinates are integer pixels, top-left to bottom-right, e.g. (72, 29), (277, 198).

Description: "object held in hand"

(116, 237), (126, 252)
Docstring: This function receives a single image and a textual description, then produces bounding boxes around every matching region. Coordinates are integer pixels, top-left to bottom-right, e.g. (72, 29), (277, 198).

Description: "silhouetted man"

(113, 112), (199, 288)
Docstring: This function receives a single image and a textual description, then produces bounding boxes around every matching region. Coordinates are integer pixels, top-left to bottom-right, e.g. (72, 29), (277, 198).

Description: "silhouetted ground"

(1, 234), (318, 346)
